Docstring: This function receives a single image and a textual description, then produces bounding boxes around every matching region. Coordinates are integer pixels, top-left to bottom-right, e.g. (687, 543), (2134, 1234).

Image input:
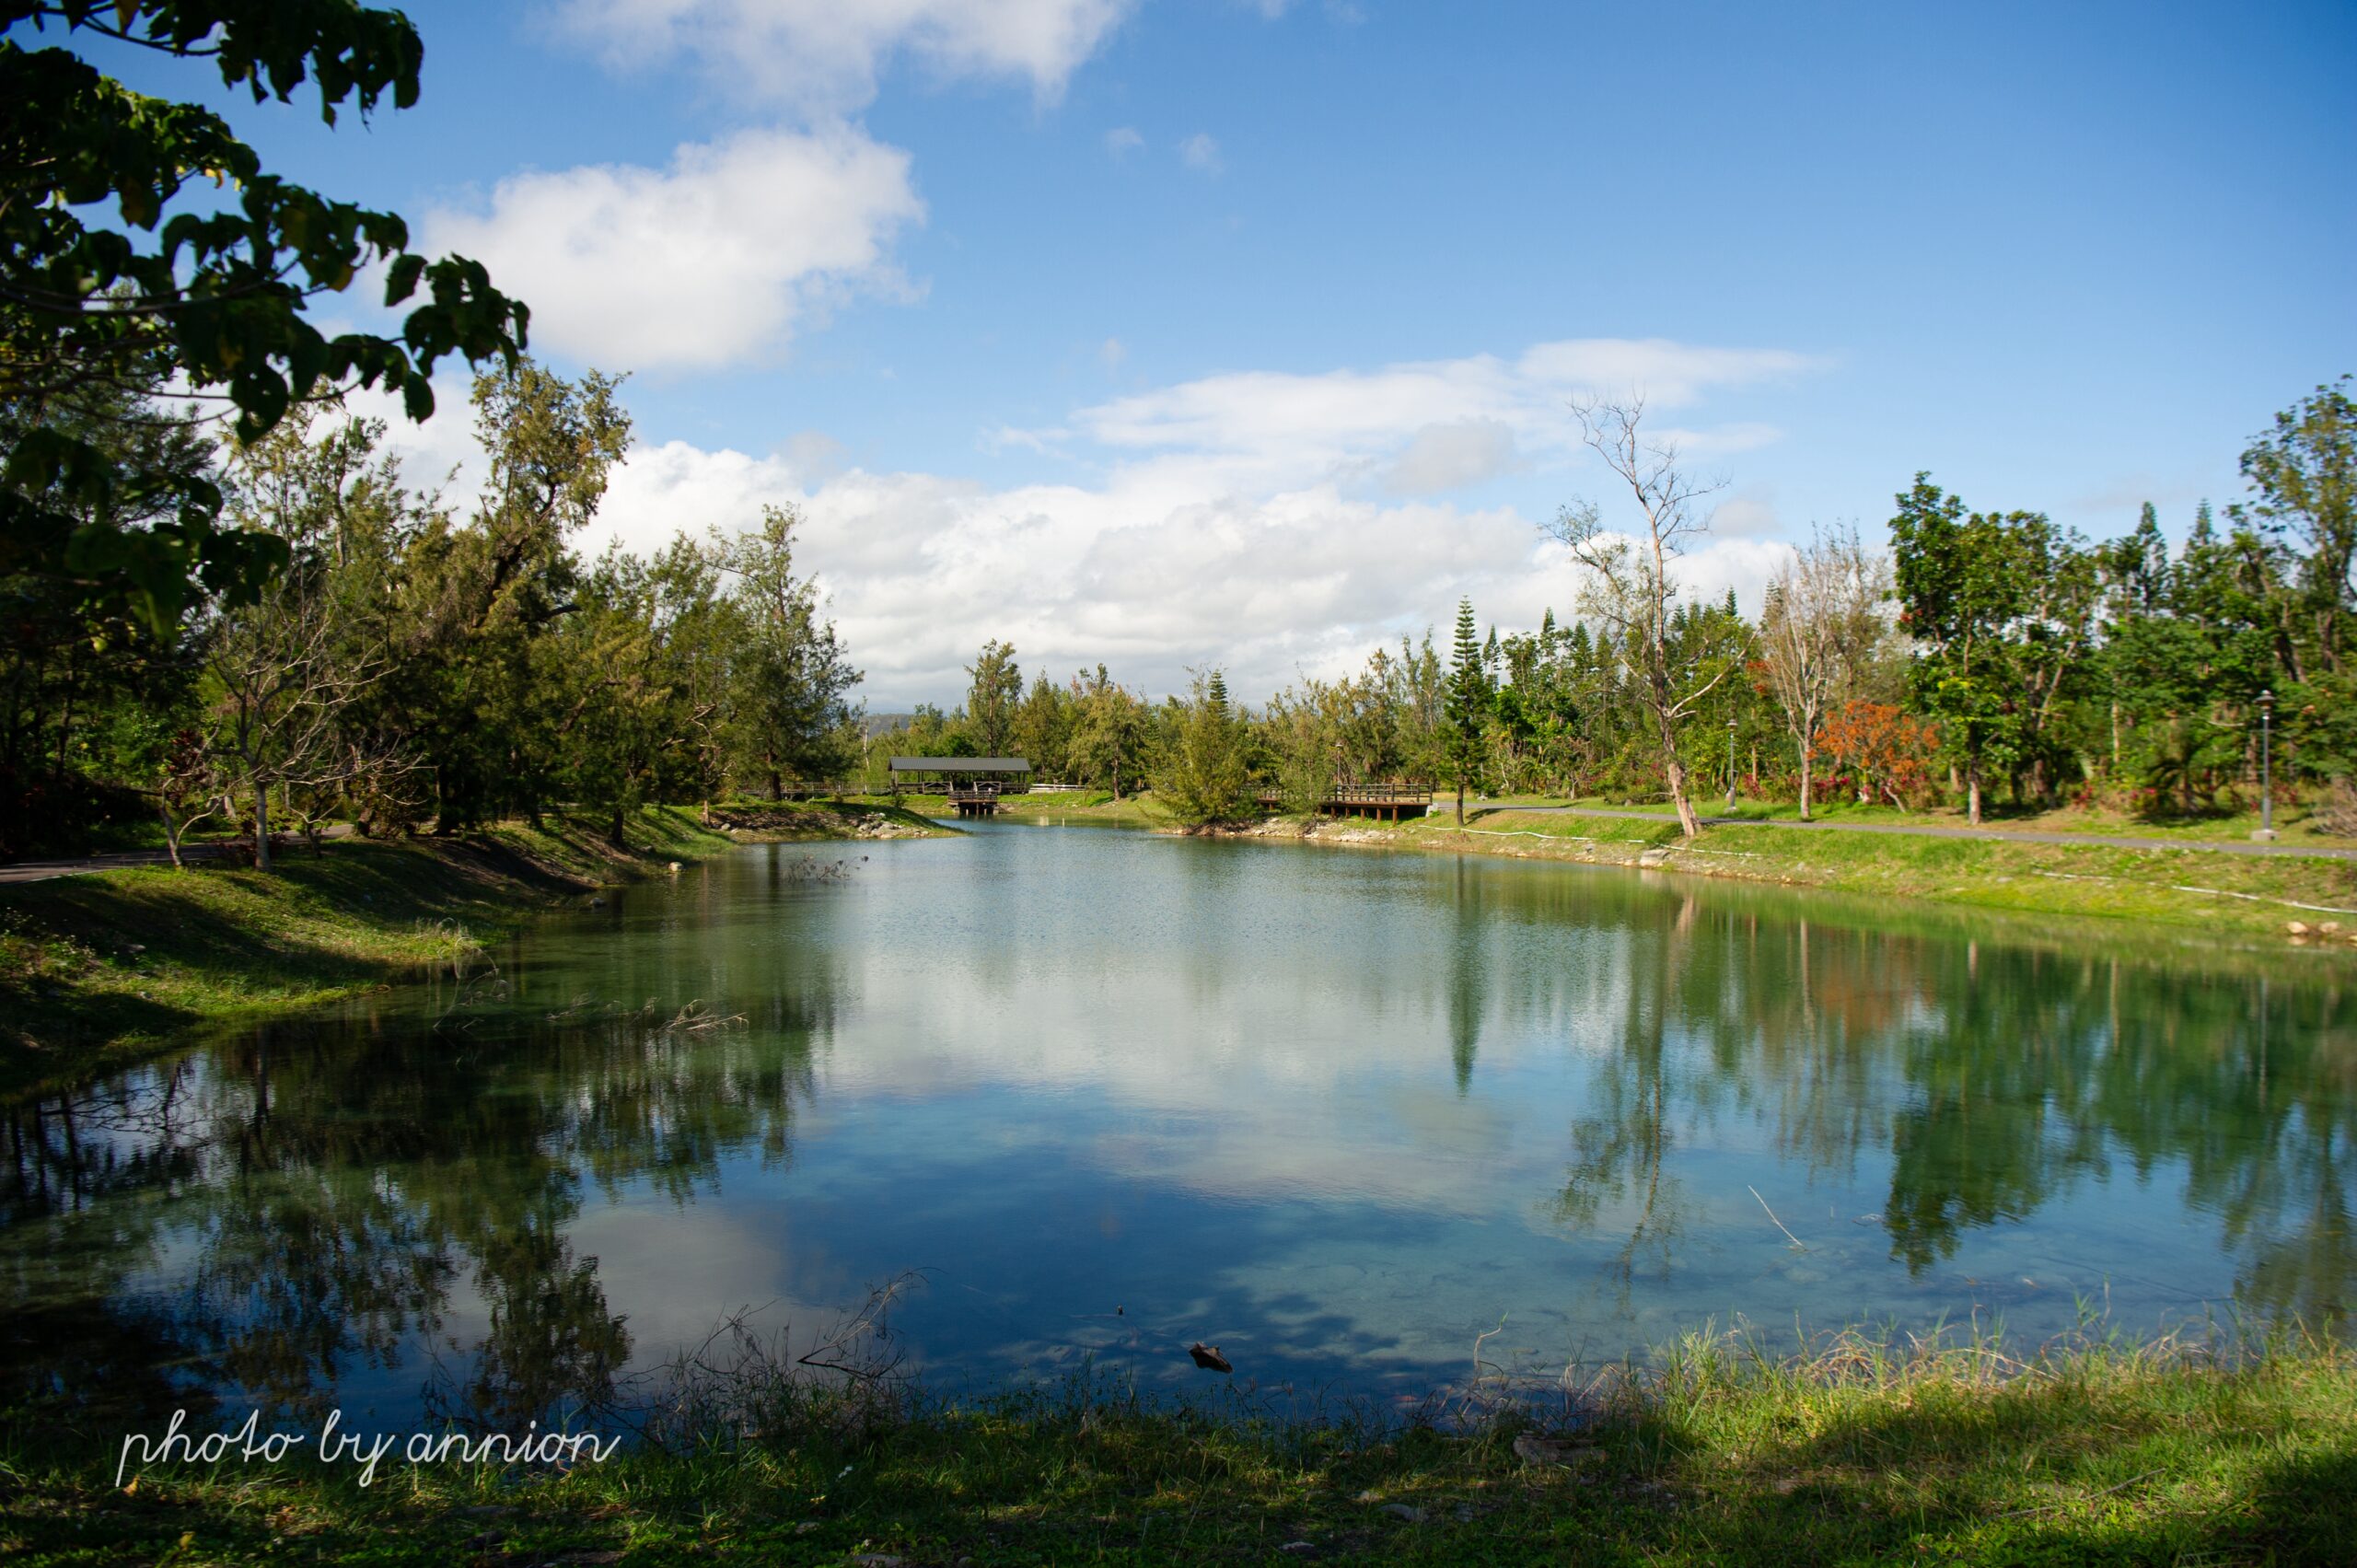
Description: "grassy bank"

(707, 798), (959, 842)
(886, 788), (1175, 829)
(1535, 792), (2357, 849)
(0, 803), (941, 1096)
(1248, 807), (2357, 954)
(7, 1324), (2351, 1565)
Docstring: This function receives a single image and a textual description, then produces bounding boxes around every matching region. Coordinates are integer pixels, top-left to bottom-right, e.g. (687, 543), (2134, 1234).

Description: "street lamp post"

(1725, 716), (1738, 813)
(2258, 689), (2275, 840)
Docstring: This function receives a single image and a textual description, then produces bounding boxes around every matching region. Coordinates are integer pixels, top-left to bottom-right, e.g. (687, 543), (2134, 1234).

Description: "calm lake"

(6, 823), (2352, 1432)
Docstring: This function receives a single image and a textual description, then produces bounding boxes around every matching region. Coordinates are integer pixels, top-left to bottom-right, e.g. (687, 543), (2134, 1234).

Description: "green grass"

(1285, 807), (2357, 958)
(6, 1322), (2350, 1565)
(886, 788), (1176, 830)
(704, 798), (958, 841)
(0, 804), (909, 1096)
(1522, 792), (2357, 847)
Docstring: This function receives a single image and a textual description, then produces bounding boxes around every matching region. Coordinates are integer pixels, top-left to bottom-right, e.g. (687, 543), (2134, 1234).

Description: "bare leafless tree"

(1544, 397), (1731, 838)
(1759, 523), (1890, 819)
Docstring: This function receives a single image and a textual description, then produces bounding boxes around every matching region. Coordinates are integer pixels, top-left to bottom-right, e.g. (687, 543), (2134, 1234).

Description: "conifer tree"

(1442, 597), (1491, 824)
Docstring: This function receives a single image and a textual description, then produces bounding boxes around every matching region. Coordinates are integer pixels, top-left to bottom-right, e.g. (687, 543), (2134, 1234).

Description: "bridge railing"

(1249, 783), (1434, 807)
(773, 779), (859, 799)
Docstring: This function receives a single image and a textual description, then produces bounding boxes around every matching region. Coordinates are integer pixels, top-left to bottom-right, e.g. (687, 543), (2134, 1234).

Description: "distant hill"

(861, 713), (916, 738)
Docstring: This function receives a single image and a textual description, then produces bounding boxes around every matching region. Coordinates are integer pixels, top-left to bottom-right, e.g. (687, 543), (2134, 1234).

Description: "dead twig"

(1749, 1185), (1809, 1250)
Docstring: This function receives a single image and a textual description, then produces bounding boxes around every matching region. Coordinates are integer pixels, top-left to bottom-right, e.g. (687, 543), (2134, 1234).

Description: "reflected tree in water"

(0, 965), (832, 1426)
(1446, 859), (1486, 1095)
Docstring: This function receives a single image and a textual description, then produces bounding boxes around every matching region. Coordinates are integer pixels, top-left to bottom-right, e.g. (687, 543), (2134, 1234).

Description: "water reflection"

(3, 830), (2351, 1429)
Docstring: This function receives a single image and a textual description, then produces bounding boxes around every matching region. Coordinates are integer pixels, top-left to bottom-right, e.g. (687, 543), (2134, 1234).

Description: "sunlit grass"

(1370, 805), (2357, 953)
(1534, 790), (2356, 845)
(0, 807), (743, 1094)
(9, 1318), (2350, 1565)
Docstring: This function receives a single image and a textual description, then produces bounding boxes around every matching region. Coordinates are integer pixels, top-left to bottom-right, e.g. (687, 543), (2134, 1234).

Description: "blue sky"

(52, 1), (2357, 703)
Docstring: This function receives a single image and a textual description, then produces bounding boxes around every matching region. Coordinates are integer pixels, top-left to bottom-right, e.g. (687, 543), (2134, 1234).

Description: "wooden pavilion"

(888, 756), (1033, 817)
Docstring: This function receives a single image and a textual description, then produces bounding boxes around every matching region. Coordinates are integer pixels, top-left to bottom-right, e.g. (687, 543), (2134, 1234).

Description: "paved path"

(0, 845), (231, 885)
(0, 826), (355, 885)
(1474, 804), (2357, 862)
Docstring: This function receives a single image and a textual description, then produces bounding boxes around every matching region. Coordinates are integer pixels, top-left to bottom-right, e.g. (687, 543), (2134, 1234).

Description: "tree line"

(890, 382), (2354, 834)
(7, 367), (2348, 858)
(6, 9), (2350, 855)
(1, 364), (860, 863)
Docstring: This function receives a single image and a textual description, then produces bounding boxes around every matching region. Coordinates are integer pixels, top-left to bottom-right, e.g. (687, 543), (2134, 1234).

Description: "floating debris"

(1188, 1342), (1232, 1374)
(660, 1000), (749, 1034)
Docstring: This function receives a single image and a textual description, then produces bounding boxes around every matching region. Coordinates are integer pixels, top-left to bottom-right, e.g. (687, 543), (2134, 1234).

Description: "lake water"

(5, 823), (2351, 1432)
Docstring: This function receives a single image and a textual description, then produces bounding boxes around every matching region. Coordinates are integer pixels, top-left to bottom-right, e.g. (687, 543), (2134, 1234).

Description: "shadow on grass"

(0, 839), (594, 1092)
(1629, 1363), (2357, 1566)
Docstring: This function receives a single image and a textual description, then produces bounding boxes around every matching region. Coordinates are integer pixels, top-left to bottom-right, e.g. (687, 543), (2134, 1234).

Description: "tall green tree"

(2097, 503), (2277, 812)
(1067, 665), (1150, 799)
(380, 363), (631, 830)
(720, 505), (861, 797)
(0, 372), (209, 855)
(964, 639), (1023, 756)
(1011, 672), (1072, 779)
(1441, 597), (1490, 824)
(1888, 475), (2029, 825)
(1, 0), (528, 626)
(1157, 668), (1248, 826)
(2241, 376), (2355, 682)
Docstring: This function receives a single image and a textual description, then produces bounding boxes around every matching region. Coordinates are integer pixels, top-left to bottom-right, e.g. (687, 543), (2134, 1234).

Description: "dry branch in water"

(661, 1000), (749, 1034)
(620, 1273), (927, 1455)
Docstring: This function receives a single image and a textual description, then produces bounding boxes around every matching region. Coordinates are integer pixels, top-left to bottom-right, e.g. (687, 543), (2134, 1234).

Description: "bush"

(0, 769), (156, 860)
(2317, 777), (2357, 837)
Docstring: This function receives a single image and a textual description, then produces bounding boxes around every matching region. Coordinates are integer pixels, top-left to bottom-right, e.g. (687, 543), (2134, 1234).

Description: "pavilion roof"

(888, 756), (1032, 772)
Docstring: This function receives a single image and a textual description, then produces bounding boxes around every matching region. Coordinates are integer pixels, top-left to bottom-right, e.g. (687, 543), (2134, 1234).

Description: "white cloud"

(296, 336), (1775, 705)
(1711, 485), (1782, 537)
(420, 127), (923, 370)
(340, 369), (485, 509)
(2071, 476), (2203, 518)
(1514, 340), (1816, 407)
(1178, 132), (1224, 174)
(1098, 336), (1127, 371)
(552, 0), (1134, 117)
(1103, 125), (1144, 157)
(784, 430), (851, 482)
(349, 338), (1814, 703)
(575, 337), (1814, 704)
(450, 4), (1140, 377)
(1055, 337), (1813, 493)
(1384, 419), (1521, 495)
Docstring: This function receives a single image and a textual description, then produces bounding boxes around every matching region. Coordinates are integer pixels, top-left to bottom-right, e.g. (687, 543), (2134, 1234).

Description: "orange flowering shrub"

(1815, 701), (1942, 807)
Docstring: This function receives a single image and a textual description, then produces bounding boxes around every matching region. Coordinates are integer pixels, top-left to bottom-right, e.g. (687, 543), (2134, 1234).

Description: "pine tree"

(1158, 668), (1247, 825)
(1442, 598), (1491, 823)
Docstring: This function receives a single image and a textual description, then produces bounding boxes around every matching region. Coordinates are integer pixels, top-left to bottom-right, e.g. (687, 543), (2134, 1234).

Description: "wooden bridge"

(1251, 783), (1434, 820)
(946, 784), (1003, 818)
(888, 756), (1032, 810)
